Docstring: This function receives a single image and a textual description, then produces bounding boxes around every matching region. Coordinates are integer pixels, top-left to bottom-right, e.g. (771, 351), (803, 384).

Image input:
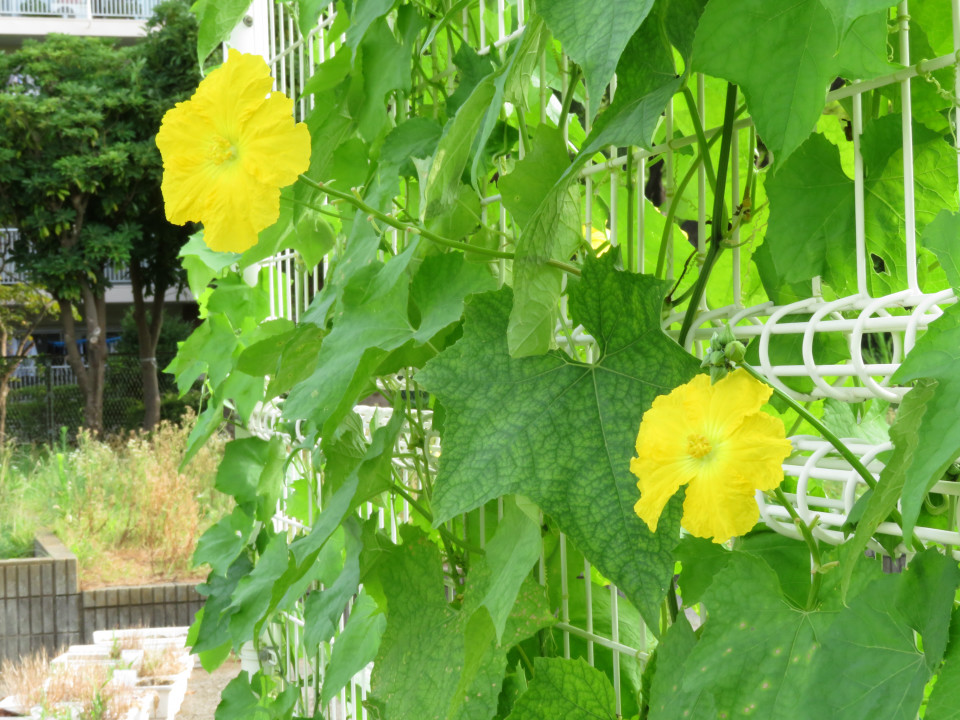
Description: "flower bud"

(724, 340), (746, 364)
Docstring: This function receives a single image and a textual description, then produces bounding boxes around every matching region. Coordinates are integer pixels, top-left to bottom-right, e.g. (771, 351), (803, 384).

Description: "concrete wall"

(0, 533), (203, 663)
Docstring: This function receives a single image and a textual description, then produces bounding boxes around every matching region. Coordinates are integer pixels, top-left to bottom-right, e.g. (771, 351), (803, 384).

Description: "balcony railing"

(0, 229), (130, 285)
(0, 0), (161, 20)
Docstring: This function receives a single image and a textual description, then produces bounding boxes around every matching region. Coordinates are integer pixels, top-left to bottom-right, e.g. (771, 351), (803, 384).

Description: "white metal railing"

(0, 0), (161, 19)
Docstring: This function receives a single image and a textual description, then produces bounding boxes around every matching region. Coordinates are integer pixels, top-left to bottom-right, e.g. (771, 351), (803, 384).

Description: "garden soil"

(179, 658), (241, 720)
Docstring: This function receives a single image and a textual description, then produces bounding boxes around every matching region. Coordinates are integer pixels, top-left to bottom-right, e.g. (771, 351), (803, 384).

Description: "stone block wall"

(0, 533), (203, 663)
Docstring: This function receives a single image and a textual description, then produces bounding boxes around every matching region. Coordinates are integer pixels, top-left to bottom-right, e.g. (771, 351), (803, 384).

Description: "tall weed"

(0, 411), (228, 585)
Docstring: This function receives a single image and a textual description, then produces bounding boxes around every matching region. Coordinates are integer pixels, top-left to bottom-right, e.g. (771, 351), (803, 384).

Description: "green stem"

(740, 363), (926, 553)
(773, 487), (823, 610)
(666, 575), (679, 625)
(654, 103), (748, 280)
(390, 481), (486, 555)
(559, 64), (581, 136)
(678, 83), (738, 348)
(625, 150), (635, 272)
(680, 86), (718, 189)
(300, 175), (582, 276)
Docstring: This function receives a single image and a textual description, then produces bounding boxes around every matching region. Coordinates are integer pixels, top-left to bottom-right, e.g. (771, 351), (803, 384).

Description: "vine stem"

(739, 363), (925, 553)
(678, 83), (738, 347)
(390, 480), (486, 555)
(773, 487), (823, 610)
(298, 175), (582, 276)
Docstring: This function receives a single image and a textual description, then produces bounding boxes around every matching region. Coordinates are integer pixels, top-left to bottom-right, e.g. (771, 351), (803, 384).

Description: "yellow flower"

(584, 225), (610, 256)
(631, 368), (792, 543)
(156, 48), (311, 253)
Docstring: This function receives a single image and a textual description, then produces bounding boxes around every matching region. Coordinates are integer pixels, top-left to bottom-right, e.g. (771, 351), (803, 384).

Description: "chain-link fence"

(1, 354), (199, 442)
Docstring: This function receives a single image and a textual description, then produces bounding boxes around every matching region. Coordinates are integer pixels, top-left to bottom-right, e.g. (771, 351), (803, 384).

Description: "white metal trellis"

(226, 0), (960, 715)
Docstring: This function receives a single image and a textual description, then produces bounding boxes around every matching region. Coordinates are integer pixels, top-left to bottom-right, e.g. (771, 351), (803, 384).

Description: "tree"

(0, 283), (57, 444)
(0, 35), (139, 434)
(0, 3), (200, 433)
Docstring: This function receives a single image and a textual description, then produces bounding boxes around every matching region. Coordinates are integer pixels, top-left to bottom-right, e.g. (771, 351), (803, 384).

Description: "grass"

(0, 410), (229, 587)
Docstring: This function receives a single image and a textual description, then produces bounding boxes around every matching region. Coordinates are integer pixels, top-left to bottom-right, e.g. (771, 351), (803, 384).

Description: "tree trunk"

(129, 262), (166, 430)
(60, 283), (108, 435)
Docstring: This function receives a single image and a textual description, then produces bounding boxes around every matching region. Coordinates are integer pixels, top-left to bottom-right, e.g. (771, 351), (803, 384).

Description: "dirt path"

(179, 659), (241, 720)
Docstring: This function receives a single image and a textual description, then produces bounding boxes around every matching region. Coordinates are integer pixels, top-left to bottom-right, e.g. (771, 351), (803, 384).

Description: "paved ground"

(178, 659), (241, 720)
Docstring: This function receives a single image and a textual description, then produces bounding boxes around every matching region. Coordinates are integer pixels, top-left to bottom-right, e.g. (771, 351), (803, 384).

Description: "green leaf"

(925, 607), (960, 719)
(809, 550), (960, 720)
(282, 242), (418, 432)
(823, 0), (897, 39)
(888, 302), (960, 542)
(693, 0), (837, 166)
(301, 49), (352, 97)
(226, 533), (291, 644)
(505, 657), (616, 720)
(763, 133), (856, 291)
(304, 517), (363, 649)
(577, 14), (682, 156)
(468, 17), (546, 188)
(192, 555), (252, 658)
(921, 209), (960, 291)
(368, 527), (545, 720)
(344, 0), (396, 52)
(178, 233), (241, 299)
(424, 77), (496, 218)
(215, 437), (286, 520)
(192, 0), (250, 64)
(418, 254), (699, 627)
(193, 507), (256, 577)
(537, 0), (655, 119)
(647, 617), (716, 719)
(500, 126), (572, 230)
(821, 398), (891, 445)
(357, 13), (421, 140)
(410, 252), (497, 343)
(661, 0), (709, 61)
(321, 590), (386, 704)
(670, 553), (826, 719)
(834, 10), (899, 80)
(467, 498), (542, 641)
(379, 117), (443, 179)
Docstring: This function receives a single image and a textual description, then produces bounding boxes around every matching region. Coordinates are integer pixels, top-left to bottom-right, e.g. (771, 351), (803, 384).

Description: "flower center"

(687, 433), (713, 459)
(210, 135), (238, 165)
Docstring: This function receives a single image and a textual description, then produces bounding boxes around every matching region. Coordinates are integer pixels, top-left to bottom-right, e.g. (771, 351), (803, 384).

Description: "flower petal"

(705, 368), (773, 438)
(201, 165), (281, 252)
(681, 468), (761, 542)
(632, 455), (698, 533)
(724, 412), (793, 491)
(239, 92), (311, 187)
(191, 49), (275, 139)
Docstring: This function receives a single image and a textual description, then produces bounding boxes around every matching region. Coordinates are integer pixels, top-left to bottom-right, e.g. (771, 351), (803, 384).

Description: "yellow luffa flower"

(584, 225), (610, 256)
(631, 368), (792, 543)
(156, 48), (311, 253)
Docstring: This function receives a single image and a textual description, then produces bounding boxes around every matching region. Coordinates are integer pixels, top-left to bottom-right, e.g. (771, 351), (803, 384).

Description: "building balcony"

(0, 0), (162, 45)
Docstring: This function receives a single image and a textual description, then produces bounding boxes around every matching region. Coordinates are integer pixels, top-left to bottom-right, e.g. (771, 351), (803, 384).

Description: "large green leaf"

(692, 0), (837, 167)
(418, 253), (699, 626)
(921, 210), (960, 290)
(538, 0), (655, 119)
(656, 553), (827, 720)
(888, 303), (960, 543)
(193, 507), (256, 577)
(925, 607), (960, 719)
(764, 133), (856, 291)
(320, 590), (386, 704)
(823, 0), (897, 39)
(505, 657), (617, 720)
(808, 550), (960, 720)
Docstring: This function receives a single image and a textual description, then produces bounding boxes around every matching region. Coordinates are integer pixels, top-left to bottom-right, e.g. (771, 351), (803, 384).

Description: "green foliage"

(169, 2), (960, 719)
